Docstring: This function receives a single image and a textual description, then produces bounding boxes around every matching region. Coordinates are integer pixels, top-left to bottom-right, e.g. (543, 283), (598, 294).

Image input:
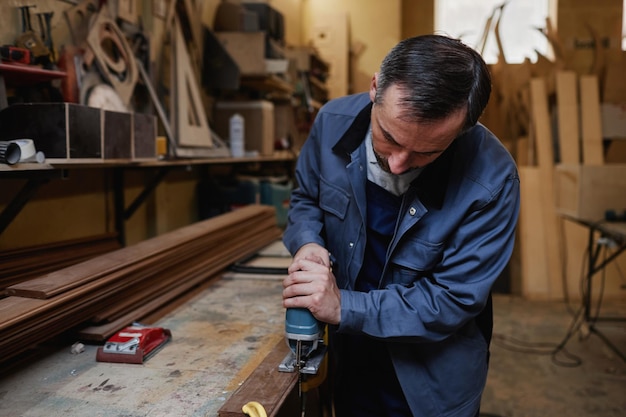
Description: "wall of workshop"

(301, 0), (402, 95)
(0, 0), (428, 251)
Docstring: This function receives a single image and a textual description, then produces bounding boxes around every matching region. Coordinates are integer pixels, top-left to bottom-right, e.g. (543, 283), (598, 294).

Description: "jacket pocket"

(388, 238), (443, 285)
(319, 176), (350, 220)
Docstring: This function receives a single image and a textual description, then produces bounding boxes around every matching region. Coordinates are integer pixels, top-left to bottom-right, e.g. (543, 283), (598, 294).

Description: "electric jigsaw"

(278, 307), (327, 414)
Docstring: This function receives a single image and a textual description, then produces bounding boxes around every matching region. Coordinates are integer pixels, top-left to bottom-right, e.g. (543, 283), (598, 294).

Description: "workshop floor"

(0, 292), (624, 417)
(480, 294), (626, 417)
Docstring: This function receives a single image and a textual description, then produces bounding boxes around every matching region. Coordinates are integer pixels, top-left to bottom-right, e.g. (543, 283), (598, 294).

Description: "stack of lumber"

(0, 205), (282, 363)
(475, 3), (626, 300)
(0, 234), (121, 291)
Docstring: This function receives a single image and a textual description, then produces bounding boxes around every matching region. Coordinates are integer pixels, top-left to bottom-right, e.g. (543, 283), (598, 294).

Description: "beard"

(373, 147), (421, 175)
(373, 147), (392, 173)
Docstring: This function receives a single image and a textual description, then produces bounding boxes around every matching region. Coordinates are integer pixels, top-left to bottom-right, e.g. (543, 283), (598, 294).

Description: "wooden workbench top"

(0, 274), (286, 417)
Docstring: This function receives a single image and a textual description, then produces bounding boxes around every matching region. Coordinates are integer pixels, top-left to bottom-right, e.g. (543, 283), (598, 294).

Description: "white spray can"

(229, 113), (245, 157)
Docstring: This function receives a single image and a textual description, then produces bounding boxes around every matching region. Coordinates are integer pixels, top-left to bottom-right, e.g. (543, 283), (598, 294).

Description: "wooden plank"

(218, 339), (298, 417)
(77, 274), (224, 341)
(0, 234), (120, 289)
(6, 205), (274, 297)
(580, 75), (604, 165)
(529, 78), (564, 300)
(90, 225), (280, 323)
(556, 71), (580, 164)
(518, 167), (550, 298)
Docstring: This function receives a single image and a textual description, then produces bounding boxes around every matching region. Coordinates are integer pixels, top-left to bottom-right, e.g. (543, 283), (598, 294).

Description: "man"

(282, 34), (520, 417)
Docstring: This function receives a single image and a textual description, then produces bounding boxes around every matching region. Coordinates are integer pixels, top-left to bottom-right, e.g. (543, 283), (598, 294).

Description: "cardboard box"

(555, 164), (626, 220)
(215, 31), (266, 75)
(601, 103), (626, 139)
(605, 140), (626, 163)
(213, 100), (275, 156)
(273, 102), (296, 147)
(552, 0), (623, 75)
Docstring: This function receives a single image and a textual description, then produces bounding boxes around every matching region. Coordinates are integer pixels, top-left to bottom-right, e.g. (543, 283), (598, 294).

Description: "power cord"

(492, 233), (619, 368)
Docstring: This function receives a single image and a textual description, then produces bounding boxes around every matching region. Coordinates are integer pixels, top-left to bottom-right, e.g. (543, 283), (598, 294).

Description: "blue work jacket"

(283, 92), (520, 416)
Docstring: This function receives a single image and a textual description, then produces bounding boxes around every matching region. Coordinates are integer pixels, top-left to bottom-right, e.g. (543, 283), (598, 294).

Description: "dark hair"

(374, 34), (491, 130)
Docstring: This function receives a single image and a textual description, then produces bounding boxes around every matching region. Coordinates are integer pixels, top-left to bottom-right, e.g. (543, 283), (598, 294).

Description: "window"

(435, 0), (550, 64)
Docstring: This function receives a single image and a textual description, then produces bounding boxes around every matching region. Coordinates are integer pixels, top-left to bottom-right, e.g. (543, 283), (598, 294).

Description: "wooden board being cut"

(218, 339), (298, 417)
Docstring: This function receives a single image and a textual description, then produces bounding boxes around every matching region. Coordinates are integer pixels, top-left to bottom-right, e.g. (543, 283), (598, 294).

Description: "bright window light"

(435, 0), (550, 64)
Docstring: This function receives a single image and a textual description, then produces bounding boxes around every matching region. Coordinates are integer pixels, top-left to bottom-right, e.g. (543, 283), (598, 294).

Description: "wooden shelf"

(240, 74), (294, 95)
(0, 63), (66, 86)
(0, 152), (296, 173)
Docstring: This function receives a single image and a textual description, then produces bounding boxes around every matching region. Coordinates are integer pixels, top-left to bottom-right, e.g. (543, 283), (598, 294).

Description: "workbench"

(567, 216), (626, 362)
(0, 273), (288, 416)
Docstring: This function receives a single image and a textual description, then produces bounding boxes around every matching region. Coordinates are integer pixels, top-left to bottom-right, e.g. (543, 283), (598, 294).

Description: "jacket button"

(349, 242), (354, 248)
(409, 207), (416, 216)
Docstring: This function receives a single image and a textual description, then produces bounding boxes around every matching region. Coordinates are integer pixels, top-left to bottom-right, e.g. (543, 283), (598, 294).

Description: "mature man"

(282, 34), (520, 417)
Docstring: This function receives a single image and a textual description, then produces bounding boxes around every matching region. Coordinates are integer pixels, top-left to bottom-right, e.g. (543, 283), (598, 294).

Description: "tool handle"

(285, 307), (319, 341)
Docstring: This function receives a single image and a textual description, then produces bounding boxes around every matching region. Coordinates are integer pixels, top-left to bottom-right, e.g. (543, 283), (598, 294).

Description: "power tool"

(0, 45), (33, 65)
(96, 325), (171, 364)
(278, 307), (327, 415)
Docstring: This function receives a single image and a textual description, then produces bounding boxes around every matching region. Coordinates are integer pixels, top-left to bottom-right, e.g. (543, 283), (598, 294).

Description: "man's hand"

(283, 254), (341, 325)
(292, 242), (331, 267)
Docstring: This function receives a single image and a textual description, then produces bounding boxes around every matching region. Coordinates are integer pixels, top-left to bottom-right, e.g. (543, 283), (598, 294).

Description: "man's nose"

(388, 151), (413, 174)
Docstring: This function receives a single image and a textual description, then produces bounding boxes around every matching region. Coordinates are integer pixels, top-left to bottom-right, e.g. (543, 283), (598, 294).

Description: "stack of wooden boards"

(518, 71), (626, 301)
(0, 234), (120, 289)
(0, 205), (282, 364)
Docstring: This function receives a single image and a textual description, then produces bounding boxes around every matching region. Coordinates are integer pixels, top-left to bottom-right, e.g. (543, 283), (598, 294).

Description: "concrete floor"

(0, 292), (624, 417)
(480, 295), (626, 417)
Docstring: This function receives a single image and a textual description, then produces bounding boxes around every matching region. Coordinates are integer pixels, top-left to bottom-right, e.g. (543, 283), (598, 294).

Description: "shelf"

(240, 74), (294, 95)
(0, 63), (67, 86)
(0, 152), (296, 173)
(0, 152), (296, 243)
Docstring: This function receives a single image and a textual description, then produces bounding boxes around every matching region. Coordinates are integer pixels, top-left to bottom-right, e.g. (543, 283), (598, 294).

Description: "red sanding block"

(96, 325), (172, 364)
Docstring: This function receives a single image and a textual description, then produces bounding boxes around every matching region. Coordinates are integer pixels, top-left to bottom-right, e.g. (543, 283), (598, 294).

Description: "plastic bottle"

(229, 113), (245, 157)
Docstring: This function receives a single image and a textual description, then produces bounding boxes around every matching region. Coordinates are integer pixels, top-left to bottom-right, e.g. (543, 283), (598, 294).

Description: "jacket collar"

(332, 101), (373, 157)
(331, 100), (458, 210)
(413, 138), (457, 210)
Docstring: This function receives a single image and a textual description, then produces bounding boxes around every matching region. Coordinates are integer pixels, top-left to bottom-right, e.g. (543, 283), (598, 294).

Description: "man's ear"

(369, 73), (378, 102)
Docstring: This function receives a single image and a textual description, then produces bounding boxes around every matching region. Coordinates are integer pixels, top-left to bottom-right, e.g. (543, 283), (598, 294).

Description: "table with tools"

(570, 217), (626, 362)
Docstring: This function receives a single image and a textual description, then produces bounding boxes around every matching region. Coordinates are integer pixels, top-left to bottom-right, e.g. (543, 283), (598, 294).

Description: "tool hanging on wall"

(15, 5), (52, 67)
(36, 11), (56, 63)
(0, 45), (33, 65)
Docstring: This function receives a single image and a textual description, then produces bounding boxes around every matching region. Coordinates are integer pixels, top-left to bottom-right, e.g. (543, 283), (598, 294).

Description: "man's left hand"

(283, 258), (341, 325)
